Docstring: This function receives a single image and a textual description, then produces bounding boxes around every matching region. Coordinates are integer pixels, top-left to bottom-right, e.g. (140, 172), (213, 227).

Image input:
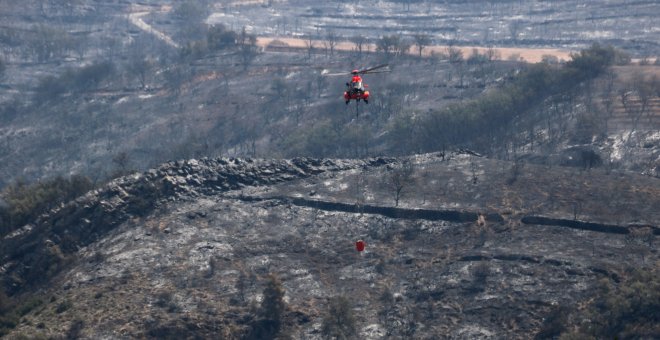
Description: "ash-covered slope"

(2, 153), (658, 339)
(2, 157), (390, 294)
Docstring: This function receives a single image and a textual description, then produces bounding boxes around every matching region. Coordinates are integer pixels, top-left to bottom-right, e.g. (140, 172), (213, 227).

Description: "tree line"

(385, 43), (625, 157)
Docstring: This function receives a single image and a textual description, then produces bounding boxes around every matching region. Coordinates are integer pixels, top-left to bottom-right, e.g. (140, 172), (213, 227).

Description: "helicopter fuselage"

(344, 88), (369, 104)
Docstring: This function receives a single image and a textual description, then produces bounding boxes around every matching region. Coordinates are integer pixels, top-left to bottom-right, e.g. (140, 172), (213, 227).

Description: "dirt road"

(127, 4), (179, 48)
(256, 37), (574, 63)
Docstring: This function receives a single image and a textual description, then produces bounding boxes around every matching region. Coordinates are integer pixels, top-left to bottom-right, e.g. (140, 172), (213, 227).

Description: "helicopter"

(323, 64), (390, 105)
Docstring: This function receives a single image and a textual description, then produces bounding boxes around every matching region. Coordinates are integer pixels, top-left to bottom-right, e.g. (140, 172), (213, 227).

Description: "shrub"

(468, 262), (490, 293)
(245, 274), (286, 340)
(34, 75), (67, 102)
(66, 319), (84, 339)
(70, 61), (115, 90)
(0, 100), (21, 123)
(260, 274), (285, 325)
(560, 267), (660, 339)
(207, 24), (237, 51)
(0, 291), (10, 315)
(173, 1), (206, 21)
(321, 296), (357, 340)
(55, 300), (72, 314)
(535, 305), (569, 339)
(388, 160), (415, 207)
(0, 175), (93, 236)
(34, 61), (115, 103)
(155, 291), (174, 309)
(28, 25), (71, 63)
(0, 316), (18, 337)
(0, 291), (17, 336)
(16, 297), (43, 316)
(566, 43), (616, 81)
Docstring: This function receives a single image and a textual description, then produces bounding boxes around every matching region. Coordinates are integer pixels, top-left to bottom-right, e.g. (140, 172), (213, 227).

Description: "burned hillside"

(1, 153), (658, 338)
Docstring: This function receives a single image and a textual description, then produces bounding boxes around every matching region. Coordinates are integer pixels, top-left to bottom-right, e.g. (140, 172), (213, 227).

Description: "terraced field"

(206, 0), (660, 57)
(601, 66), (660, 133)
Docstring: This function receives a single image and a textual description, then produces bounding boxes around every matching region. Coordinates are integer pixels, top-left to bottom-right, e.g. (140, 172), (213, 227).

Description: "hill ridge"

(1, 156), (394, 295)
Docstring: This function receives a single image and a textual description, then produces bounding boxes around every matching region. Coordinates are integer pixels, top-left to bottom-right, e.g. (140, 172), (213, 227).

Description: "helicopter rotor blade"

(322, 71), (350, 76)
(360, 69), (391, 74)
(359, 64), (389, 74)
(322, 64), (390, 76)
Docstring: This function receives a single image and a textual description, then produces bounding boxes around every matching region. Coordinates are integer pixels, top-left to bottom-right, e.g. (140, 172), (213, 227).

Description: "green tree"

(387, 159), (415, 207)
(29, 24), (71, 62)
(238, 27), (258, 70)
(34, 61), (116, 103)
(0, 290), (10, 315)
(322, 296), (357, 340)
(173, 1), (207, 22)
(376, 34), (401, 60)
(376, 34), (412, 58)
(469, 262), (490, 293)
(350, 35), (366, 58)
(447, 45), (463, 64)
(485, 47), (500, 62)
(535, 305), (569, 339)
(0, 289), (17, 336)
(324, 30), (338, 56)
(305, 34), (315, 59)
(271, 78), (290, 103)
(246, 274), (286, 339)
(173, 1), (207, 41)
(0, 175), (93, 236)
(0, 58), (5, 83)
(559, 267), (660, 339)
(207, 24), (237, 51)
(70, 61), (115, 91)
(467, 48), (488, 66)
(162, 65), (188, 95)
(566, 43), (616, 80)
(260, 274), (285, 324)
(34, 75), (66, 102)
(413, 34), (431, 58)
(126, 56), (154, 89)
(303, 121), (342, 157)
(541, 54), (560, 65)
(509, 19), (523, 43)
(112, 151), (132, 177)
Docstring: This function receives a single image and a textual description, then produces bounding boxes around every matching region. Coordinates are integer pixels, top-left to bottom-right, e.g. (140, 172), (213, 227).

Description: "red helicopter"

(323, 64), (390, 105)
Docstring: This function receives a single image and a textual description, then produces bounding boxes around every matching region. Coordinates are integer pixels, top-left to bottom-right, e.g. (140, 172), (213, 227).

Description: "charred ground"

(1, 153), (658, 339)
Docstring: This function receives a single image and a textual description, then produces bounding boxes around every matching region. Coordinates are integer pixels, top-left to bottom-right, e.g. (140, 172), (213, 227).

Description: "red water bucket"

(355, 240), (365, 252)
